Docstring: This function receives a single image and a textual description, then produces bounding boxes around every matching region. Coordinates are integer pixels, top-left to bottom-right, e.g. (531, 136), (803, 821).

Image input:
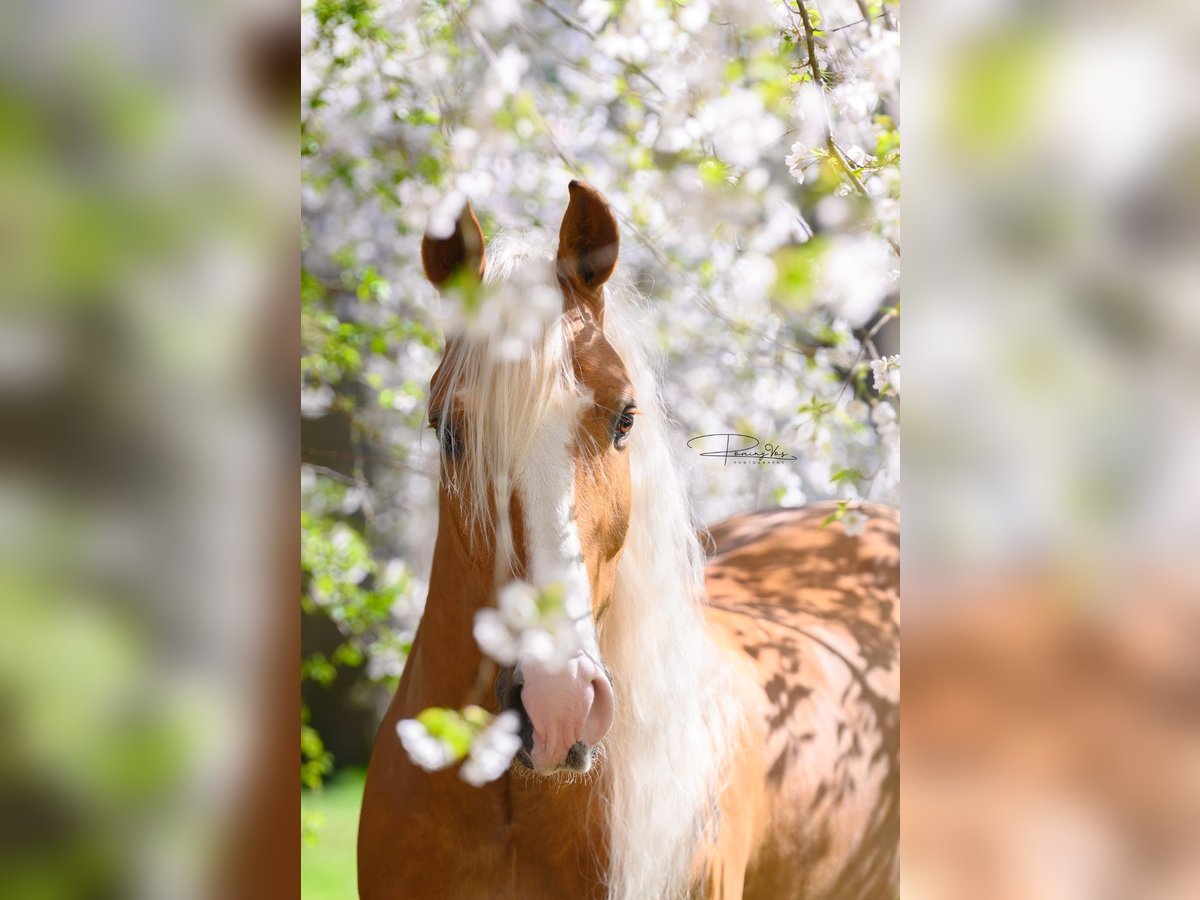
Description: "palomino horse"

(358, 181), (899, 899)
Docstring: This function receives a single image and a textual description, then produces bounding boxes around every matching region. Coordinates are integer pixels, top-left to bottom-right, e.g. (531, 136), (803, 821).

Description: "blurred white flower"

(493, 45), (529, 94)
(427, 190), (467, 240)
(301, 383), (334, 418)
(871, 399), (901, 501)
(440, 264), (561, 361)
(397, 719), (455, 772)
(872, 399), (898, 434)
(830, 79), (879, 130)
(778, 468), (807, 508)
(785, 140), (816, 182)
(468, 0), (519, 34)
(791, 82), (829, 145)
(816, 195), (854, 231)
(578, 0), (612, 32)
(449, 128), (480, 168)
(497, 580), (540, 628)
(844, 144), (870, 167)
(731, 252), (778, 304)
(481, 44), (530, 108)
(818, 234), (895, 327)
(875, 197), (900, 240)
(677, 0), (710, 34)
(703, 90), (785, 168)
(871, 354), (901, 396)
(749, 197), (810, 252)
(459, 710), (522, 786)
(861, 30), (900, 98)
(473, 609), (517, 665)
(714, 0), (774, 29)
(842, 509), (867, 537)
(367, 643), (407, 680)
(473, 578), (587, 670)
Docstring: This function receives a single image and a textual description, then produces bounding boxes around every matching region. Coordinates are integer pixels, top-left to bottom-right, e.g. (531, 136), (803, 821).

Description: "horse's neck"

(402, 533), (489, 709)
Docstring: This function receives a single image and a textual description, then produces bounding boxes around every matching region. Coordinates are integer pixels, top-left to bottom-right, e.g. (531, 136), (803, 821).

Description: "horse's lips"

(520, 652), (614, 774)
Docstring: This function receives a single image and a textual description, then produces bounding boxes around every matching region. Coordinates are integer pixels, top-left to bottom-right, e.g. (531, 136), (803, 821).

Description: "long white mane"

(597, 260), (739, 899)
(433, 233), (738, 898)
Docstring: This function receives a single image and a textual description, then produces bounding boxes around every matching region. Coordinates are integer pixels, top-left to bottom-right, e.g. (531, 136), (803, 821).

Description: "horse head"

(421, 180), (634, 776)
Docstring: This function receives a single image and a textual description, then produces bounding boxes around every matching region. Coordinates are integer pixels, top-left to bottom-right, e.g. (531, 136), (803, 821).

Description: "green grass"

(302, 768), (365, 900)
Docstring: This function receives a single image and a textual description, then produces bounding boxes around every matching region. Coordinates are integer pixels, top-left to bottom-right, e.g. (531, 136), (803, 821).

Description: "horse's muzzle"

(496, 654), (613, 775)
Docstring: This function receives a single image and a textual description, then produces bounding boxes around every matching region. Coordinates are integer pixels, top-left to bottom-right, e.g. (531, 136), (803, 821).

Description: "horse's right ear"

(421, 201), (486, 288)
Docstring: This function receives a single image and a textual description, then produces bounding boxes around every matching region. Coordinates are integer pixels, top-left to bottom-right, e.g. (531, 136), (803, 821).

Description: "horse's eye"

(431, 419), (462, 458)
(614, 405), (637, 447)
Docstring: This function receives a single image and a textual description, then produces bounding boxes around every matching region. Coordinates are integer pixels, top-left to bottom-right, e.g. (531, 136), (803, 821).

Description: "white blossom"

(459, 711), (522, 786)
(785, 140), (816, 182)
(473, 578), (587, 671)
(468, 0), (519, 34)
(367, 643), (407, 680)
(301, 383), (334, 418)
(396, 719), (455, 772)
(871, 355), (901, 396)
(578, 0), (612, 33)
(440, 265), (562, 361)
(702, 89), (785, 168)
(861, 29), (900, 99)
(844, 144), (870, 167)
(842, 509), (867, 537)
(494, 45), (529, 94)
(818, 235), (896, 328)
(426, 190), (468, 240)
(872, 399), (899, 435)
(731, 252), (778, 304)
(677, 0), (710, 34)
(790, 82), (829, 150)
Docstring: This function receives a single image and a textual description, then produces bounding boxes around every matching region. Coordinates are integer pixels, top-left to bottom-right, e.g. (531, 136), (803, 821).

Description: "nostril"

(565, 741), (588, 770)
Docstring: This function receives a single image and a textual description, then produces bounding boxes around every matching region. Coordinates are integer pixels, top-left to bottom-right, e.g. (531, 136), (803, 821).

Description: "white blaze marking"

(515, 396), (598, 657)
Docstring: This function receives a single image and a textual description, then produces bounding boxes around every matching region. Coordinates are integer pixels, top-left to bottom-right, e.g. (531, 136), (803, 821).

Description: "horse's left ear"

(422, 201), (486, 289)
(557, 180), (619, 306)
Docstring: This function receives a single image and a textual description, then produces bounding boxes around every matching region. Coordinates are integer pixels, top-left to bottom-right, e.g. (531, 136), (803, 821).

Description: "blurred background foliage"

(1, 0), (294, 896)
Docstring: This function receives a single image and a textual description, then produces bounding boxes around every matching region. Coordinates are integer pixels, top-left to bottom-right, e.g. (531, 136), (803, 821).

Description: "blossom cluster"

(474, 578), (591, 672)
(397, 705), (523, 786)
(301, 0), (902, 534)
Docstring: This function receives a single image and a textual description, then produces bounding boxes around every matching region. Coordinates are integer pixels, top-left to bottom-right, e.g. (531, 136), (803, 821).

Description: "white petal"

(517, 628), (556, 666)
(497, 581), (540, 629)
(473, 609), (519, 665)
(397, 720), (453, 771)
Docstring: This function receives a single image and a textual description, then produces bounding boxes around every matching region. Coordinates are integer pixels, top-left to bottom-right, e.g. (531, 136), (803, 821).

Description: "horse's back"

(701, 503), (899, 900)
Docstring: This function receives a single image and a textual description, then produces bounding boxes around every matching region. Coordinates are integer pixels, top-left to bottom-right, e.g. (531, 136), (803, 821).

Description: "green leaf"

(417, 708), (473, 759)
(772, 238), (828, 307)
(698, 158), (727, 186)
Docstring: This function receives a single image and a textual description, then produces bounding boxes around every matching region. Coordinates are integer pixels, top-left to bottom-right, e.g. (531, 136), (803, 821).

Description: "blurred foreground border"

(0, 0), (299, 897)
(906, 0), (1200, 897)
